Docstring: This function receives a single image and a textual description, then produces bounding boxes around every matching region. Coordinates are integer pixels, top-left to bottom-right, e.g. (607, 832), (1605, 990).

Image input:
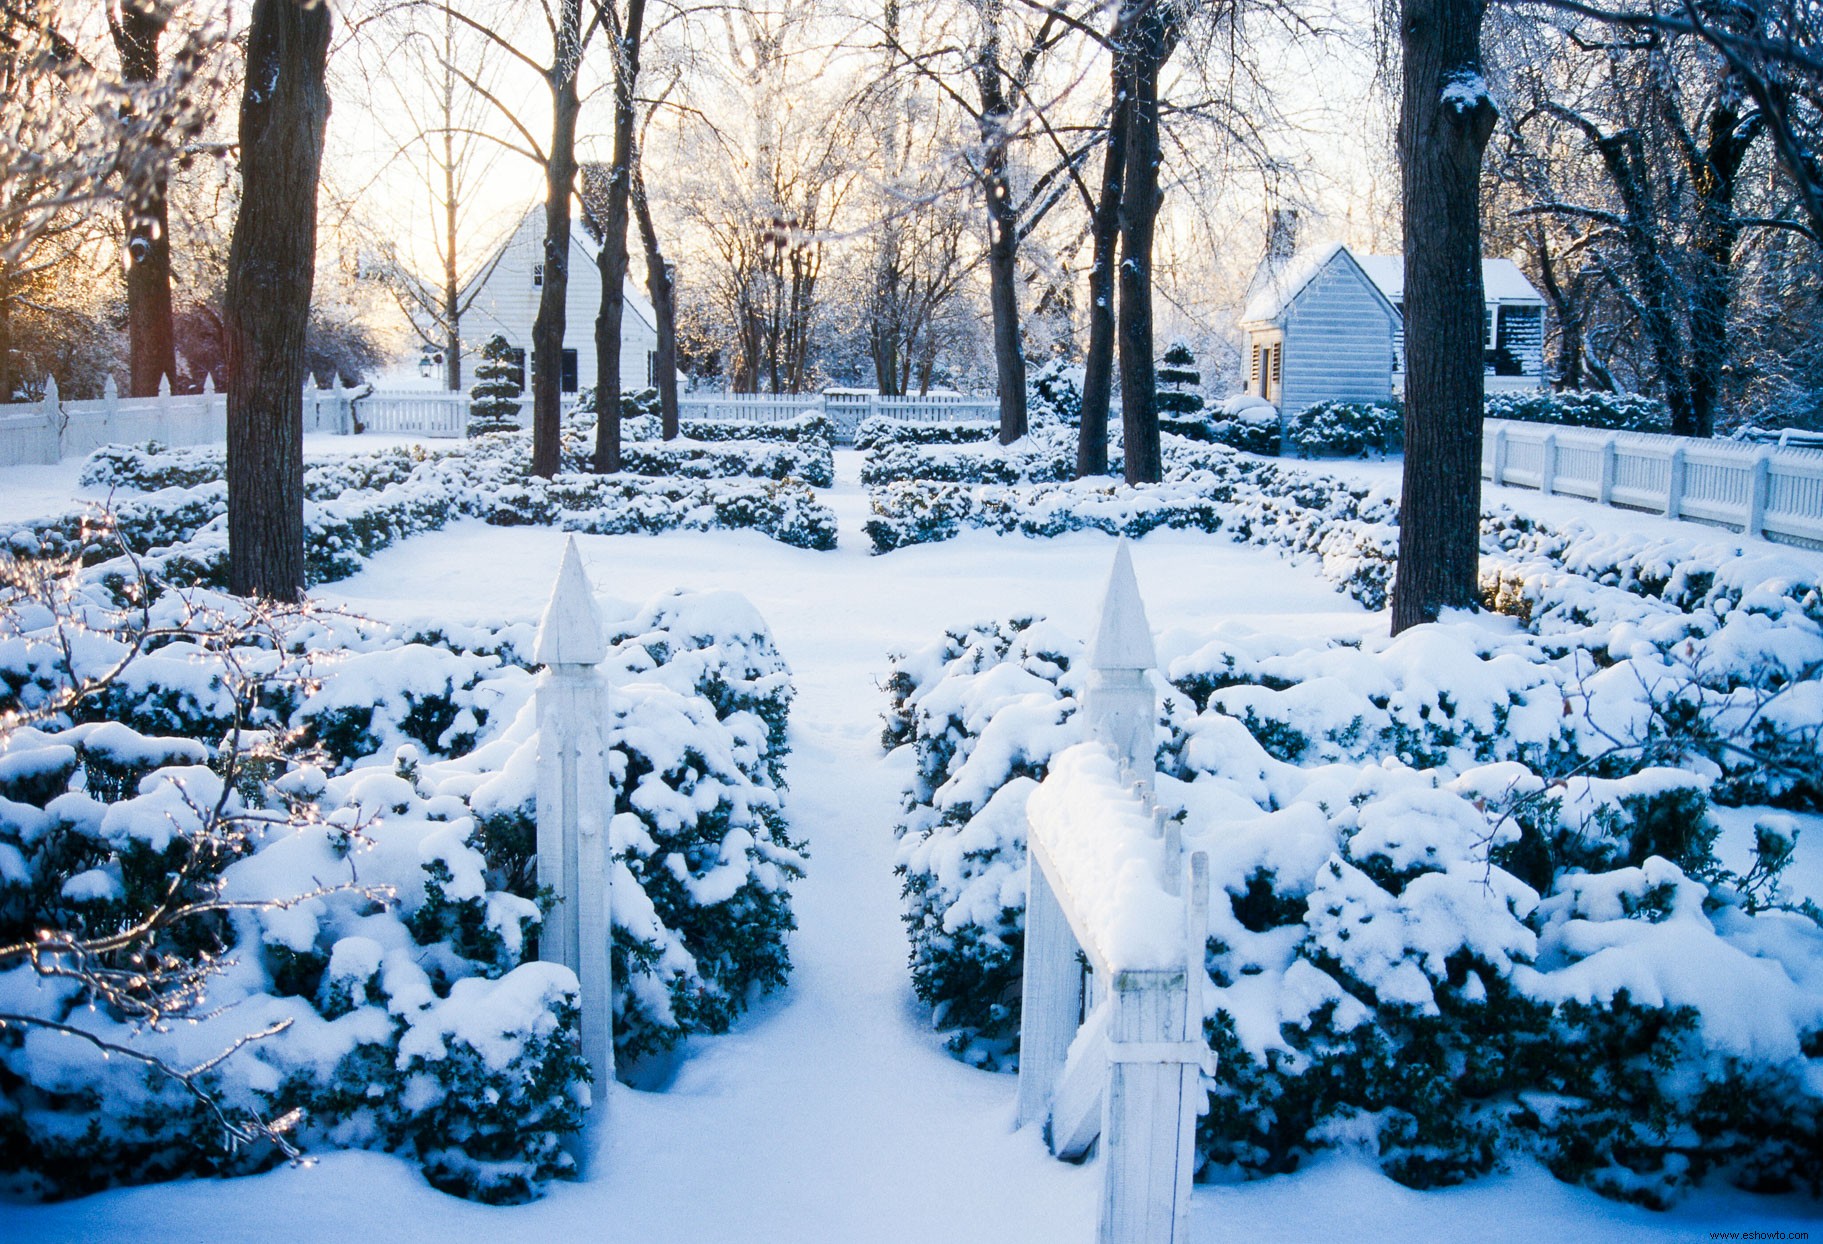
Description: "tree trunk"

(1078, 33), (1131, 479)
(1116, 0), (1170, 486)
(225, 0), (331, 601)
(1685, 90), (1757, 439)
(0, 268), (13, 402)
(1391, 0), (1496, 634)
(592, 0), (646, 473)
(531, 0), (583, 479)
(110, 1), (177, 397)
(975, 9), (1028, 445)
(631, 161), (680, 440)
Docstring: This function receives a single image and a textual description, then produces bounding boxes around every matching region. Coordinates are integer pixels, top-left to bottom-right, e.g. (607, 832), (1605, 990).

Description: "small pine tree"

(1156, 340), (1205, 416)
(469, 335), (523, 436)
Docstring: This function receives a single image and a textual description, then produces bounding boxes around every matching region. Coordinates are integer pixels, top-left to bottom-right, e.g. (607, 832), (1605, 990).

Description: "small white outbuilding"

(1238, 242), (1547, 413)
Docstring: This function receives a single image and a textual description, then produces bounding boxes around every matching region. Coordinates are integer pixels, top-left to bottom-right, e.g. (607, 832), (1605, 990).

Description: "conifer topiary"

(469, 334), (523, 436)
(1156, 340), (1205, 416)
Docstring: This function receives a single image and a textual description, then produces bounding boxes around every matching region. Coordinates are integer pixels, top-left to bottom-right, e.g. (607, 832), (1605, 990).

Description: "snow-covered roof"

(1354, 253), (1543, 304)
(1244, 244), (1545, 328)
(1240, 241), (1403, 327)
(1240, 241), (1347, 325)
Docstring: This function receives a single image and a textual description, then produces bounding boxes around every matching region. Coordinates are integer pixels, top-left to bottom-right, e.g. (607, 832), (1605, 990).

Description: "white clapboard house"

(1239, 241), (1546, 412)
(459, 203), (660, 396)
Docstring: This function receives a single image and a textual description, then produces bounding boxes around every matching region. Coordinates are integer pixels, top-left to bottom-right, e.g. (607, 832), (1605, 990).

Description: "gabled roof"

(459, 202), (659, 333)
(1241, 242), (1401, 327)
(1352, 253), (1544, 304)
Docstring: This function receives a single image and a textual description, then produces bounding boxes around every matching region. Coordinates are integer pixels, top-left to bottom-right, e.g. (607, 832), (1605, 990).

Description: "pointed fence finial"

(103, 375), (119, 403)
(1091, 538), (1157, 672)
(203, 373), (216, 395)
(1085, 539), (1158, 790)
(535, 538), (607, 667)
(157, 372), (172, 398)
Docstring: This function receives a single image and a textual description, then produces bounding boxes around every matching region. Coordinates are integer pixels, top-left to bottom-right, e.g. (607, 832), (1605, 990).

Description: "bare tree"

(0, 1), (218, 400)
(343, 1), (508, 392)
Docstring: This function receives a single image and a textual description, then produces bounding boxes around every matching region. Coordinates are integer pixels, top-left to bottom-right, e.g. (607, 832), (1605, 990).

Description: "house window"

(1250, 343), (1261, 393)
(1484, 305), (1495, 349)
(647, 350), (658, 388)
(1493, 304), (1541, 377)
(561, 348), (578, 393)
(533, 264), (544, 288)
(1269, 344), (1282, 400)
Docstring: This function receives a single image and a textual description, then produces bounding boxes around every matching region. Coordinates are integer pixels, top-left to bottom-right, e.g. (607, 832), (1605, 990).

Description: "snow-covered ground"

(3, 447), (1821, 1242)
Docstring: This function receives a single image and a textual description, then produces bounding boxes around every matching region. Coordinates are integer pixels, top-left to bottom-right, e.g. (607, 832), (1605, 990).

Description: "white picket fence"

(1016, 543), (1212, 1244)
(679, 391), (999, 443)
(1483, 418), (1823, 549)
(0, 376), (365, 467)
(0, 376), (999, 462)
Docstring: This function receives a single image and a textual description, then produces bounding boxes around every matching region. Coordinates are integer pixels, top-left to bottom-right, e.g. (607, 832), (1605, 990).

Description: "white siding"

(460, 207), (659, 395)
(1279, 257), (1397, 413)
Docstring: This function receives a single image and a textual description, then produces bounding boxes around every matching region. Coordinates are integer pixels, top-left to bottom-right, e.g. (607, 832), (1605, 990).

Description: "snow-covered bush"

(1285, 400), (1403, 458)
(1486, 390), (1671, 433)
(1167, 393), (1280, 454)
(1028, 359), (1083, 426)
(885, 569), (1823, 1203)
(0, 572), (804, 1202)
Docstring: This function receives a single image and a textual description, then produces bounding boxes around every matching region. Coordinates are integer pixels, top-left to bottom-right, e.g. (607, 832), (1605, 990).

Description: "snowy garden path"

(5, 450), (1821, 1242)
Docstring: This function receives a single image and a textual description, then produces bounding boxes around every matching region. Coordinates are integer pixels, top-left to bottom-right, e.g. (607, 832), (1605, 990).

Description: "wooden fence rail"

(1483, 418), (1823, 549)
(1017, 542), (1212, 1244)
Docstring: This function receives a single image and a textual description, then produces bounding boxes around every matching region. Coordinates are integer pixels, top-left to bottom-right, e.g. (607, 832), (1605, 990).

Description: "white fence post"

(1538, 430), (1557, 496)
(1086, 539), (1159, 794)
(1664, 444), (1687, 519)
(535, 538), (617, 1107)
(1489, 423), (1507, 484)
(1745, 449), (1773, 538)
(1597, 433), (1618, 505)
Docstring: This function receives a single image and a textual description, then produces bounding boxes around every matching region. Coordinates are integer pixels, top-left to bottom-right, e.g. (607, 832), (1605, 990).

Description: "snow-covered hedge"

(625, 409), (837, 451)
(485, 474), (836, 550)
(611, 440), (834, 488)
(6, 436), (837, 600)
(0, 582), (804, 1203)
(885, 551), (1823, 1204)
(1486, 390), (1672, 433)
(853, 417), (1000, 451)
(860, 433), (1076, 488)
(865, 448), (1403, 608)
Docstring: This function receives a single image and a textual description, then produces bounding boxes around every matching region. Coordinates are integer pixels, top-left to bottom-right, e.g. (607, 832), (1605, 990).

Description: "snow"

(1353, 252), (1543, 304)
(1028, 743), (1185, 971)
(3, 445), (1821, 1239)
